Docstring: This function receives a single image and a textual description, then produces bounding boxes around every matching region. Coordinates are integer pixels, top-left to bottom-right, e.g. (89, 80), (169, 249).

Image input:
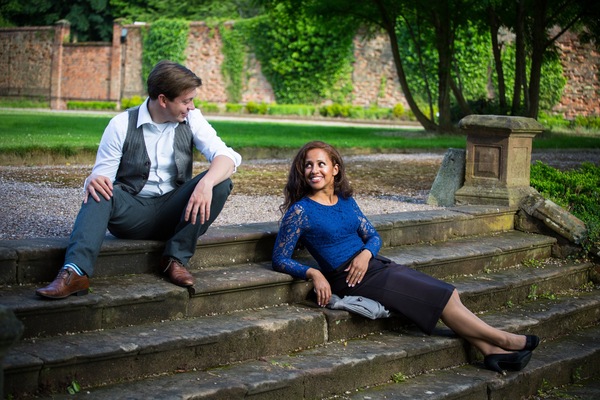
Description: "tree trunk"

(433, 4), (455, 132)
(450, 77), (471, 116)
(487, 5), (507, 113)
(373, 0), (438, 131)
(527, 0), (549, 119)
(511, 0), (526, 115)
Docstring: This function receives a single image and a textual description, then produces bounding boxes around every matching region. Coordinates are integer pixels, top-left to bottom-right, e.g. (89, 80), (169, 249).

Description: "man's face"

(161, 87), (197, 123)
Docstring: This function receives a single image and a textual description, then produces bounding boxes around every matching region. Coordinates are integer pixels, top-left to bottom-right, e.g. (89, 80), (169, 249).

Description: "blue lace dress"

(272, 196), (381, 279)
(272, 195), (454, 335)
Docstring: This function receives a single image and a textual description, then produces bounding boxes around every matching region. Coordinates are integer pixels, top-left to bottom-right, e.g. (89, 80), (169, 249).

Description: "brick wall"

(351, 32), (405, 109)
(0, 21), (597, 117)
(60, 43), (113, 101)
(553, 30), (600, 119)
(0, 26), (54, 97)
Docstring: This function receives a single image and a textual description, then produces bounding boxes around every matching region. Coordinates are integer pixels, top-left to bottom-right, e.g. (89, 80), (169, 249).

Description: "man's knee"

(213, 178), (233, 199)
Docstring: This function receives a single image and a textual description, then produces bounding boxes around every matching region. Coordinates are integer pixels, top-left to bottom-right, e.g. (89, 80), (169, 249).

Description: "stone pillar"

(454, 115), (543, 207)
(0, 306), (23, 398)
(109, 20), (124, 106)
(50, 20), (70, 110)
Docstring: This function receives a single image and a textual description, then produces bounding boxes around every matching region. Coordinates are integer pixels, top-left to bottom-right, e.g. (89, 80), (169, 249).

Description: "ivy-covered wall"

(117, 20), (406, 108)
(0, 20), (598, 117)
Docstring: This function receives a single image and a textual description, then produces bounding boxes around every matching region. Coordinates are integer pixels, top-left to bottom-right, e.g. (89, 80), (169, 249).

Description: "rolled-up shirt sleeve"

(188, 109), (241, 170)
(89, 112), (129, 182)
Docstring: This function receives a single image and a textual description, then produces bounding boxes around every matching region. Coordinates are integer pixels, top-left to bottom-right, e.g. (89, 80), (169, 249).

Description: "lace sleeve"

(272, 203), (311, 280)
(353, 199), (382, 256)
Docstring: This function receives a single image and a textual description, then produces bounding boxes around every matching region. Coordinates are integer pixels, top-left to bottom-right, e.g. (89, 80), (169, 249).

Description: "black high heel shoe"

(524, 335), (540, 351)
(484, 350), (532, 375)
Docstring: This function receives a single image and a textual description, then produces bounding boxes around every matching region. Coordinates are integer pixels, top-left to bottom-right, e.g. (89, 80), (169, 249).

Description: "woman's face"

(303, 148), (339, 192)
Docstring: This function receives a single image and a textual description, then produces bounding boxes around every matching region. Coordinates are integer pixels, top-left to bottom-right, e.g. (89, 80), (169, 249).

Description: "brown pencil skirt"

(327, 255), (454, 335)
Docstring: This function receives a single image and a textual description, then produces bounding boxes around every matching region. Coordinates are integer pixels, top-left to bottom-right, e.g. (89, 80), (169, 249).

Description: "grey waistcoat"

(114, 106), (194, 195)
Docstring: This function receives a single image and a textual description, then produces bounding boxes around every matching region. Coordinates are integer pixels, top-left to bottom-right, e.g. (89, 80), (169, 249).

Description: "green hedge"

(67, 101), (117, 111)
(530, 161), (600, 252)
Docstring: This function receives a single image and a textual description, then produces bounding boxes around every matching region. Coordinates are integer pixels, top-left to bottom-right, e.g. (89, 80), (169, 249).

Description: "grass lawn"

(1, 110), (599, 163)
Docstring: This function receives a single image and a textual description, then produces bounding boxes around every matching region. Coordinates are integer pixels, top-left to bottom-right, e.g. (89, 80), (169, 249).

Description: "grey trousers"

(64, 173), (233, 276)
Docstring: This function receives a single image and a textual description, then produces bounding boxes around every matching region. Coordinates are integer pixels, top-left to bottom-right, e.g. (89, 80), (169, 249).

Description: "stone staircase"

(1, 205), (599, 399)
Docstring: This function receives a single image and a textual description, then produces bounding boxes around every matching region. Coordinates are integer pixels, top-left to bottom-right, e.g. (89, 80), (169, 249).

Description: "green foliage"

(110, 0), (263, 23)
(319, 103), (351, 118)
(396, 14), (567, 118)
(574, 115), (600, 130)
(121, 96), (145, 109)
(225, 103), (244, 113)
(66, 100), (117, 110)
(530, 161), (600, 249)
(391, 372), (407, 383)
(0, 97), (49, 108)
(219, 23), (246, 103)
(496, 44), (567, 113)
(67, 379), (81, 395)
(142, 19), (189, 88)
(245, 2), (356, 104)
(246, 101), (269, 115)
(539, 113), (600, 132)
(395, 18), (491, 113)
(393, 103), (405, 119)
(268, 104), (316, 117)
(0, 0), (112, 41)
(395, 17), (437, 111)
(315, 103), (405, 120)
(538, 112), (572, 130)
(195, 100), (221, 113)
(452, 21), (492, 101)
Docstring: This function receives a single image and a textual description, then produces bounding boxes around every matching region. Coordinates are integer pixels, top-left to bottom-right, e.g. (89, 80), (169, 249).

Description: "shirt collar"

(137, 98), (155, 129)
(136, 98), (187, 128)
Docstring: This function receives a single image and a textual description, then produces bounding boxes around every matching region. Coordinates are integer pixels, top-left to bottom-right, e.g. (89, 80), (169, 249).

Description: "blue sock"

(63, 263), (86, 276)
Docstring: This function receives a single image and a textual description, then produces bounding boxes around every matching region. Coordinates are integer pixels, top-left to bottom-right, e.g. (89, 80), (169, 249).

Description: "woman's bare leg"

(440, 289), (526, 355)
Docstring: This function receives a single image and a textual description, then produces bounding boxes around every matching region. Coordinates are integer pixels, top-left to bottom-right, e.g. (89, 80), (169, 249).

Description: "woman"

(272, 141), (539, 374)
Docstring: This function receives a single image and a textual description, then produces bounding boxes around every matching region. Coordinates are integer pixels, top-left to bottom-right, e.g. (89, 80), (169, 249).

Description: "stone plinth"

(454, 115), (544, 207)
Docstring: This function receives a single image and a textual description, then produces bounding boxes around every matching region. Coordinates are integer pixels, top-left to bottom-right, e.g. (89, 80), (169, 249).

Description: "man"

(36, 60), (242, 299)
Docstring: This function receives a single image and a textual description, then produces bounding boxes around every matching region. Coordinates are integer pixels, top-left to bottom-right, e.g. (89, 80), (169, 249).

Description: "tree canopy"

(0, 0), (113, 41)
(287, 0), (599, 131)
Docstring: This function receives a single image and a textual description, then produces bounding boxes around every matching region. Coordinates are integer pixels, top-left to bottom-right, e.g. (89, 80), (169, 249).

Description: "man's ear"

(157, 94), (168, 108)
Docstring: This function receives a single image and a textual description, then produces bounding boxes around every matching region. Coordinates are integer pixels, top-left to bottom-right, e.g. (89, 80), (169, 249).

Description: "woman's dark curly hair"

(279, 141), (353, 214)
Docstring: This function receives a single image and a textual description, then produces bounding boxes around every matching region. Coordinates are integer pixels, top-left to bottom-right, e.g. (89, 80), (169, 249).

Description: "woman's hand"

(344, 249), (372, 287)
(306, 268), (331, 307)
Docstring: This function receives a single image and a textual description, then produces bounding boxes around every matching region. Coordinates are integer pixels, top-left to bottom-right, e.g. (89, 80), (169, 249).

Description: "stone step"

(0, 206), (516, 285)
(4, 265), (598, 398)
(341, 324), (600, 400)
(1, 230), (558, 340)
(15, 290), (600, 400)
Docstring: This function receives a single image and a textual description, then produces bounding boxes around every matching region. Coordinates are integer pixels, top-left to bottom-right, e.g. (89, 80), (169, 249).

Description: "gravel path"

(1, 150), (598, 240)
(0, 154), (443, 240)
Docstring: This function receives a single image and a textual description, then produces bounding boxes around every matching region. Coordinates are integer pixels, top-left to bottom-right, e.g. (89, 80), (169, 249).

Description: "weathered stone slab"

(427, 148), (465, 206)
(519, 190), (587, 244)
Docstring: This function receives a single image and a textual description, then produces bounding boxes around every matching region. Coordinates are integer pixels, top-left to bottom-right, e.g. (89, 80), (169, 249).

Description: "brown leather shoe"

(36, 267), (90, 299)
(161, 258), (195, 287)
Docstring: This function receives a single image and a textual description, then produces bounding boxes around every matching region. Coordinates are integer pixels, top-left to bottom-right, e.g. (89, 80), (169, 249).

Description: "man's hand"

(344, 249), (372, 287)
(185, 155), (235, 225)
(307, 268), (332, 307)
(84, 174), (113, 203)
(185, 178), (213, 225)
